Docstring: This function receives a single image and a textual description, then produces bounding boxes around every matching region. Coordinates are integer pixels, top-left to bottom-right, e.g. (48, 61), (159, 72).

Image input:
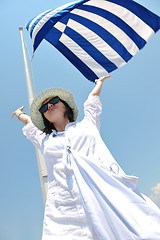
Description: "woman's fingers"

(11, 106), (25, 118)
(11, 112), (17, 118)
(106, 75), (111, 79)
(95, 75), (111, 83)
(19, 106), (25, 111)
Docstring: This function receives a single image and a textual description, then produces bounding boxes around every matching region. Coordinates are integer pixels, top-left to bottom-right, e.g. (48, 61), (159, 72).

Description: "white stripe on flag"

(59, 33), (109, 77)
(84, 0), (154, 41)
(32, 10), (58, 44)
(32, 1), (78, 44)
(28, 9), (52, 36)
(67, 18), (126, 68)
(71, 8), (139, 56)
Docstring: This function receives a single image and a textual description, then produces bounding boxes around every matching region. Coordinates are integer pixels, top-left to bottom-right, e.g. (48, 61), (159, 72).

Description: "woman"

(11, 76), (160, 240)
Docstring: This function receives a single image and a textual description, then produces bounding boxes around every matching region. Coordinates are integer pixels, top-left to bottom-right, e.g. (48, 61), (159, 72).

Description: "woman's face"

(42, 97), (67, 123)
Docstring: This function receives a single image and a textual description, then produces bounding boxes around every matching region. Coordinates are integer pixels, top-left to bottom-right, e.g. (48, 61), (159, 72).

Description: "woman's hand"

(11, 106), (31, 125)
(11, 106), (25, 119)
(95, 75), (111, 84)
(90, 75), (111, 96)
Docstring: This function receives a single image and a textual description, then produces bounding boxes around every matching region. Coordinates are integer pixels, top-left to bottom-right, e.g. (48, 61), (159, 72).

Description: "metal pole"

(19, 26), (34, 105)
(19, 26), (48, 204)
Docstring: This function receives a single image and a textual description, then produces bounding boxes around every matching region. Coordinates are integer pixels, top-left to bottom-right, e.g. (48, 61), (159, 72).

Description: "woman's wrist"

(95, 79), (103, 85)
(15, 111), (31, 125)
(11, 106), (31, 125)
(17, 112), (26, 121)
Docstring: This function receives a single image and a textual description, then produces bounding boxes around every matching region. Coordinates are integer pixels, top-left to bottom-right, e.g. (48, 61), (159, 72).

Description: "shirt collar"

(65, 122), (76, 131)
(52, 122), (76, 136)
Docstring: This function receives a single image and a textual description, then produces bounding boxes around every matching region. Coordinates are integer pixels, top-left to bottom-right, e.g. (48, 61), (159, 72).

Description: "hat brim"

(30, 88), (79, 131)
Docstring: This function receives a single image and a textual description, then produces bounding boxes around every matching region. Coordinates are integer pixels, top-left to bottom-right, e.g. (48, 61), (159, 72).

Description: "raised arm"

(11, 106), (31, 125)
(89, 75), (111, 96)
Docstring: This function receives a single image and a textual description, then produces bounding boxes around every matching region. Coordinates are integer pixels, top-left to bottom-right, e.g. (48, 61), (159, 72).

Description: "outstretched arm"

(11, 106), (31, 125)
(89, 75), (111, 96)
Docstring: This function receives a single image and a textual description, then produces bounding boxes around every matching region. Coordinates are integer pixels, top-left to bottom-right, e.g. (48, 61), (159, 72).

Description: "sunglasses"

(39, 96), (60, 113)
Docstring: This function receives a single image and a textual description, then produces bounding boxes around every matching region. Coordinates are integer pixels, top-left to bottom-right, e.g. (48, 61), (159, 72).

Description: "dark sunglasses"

(39, 96), (60, 113)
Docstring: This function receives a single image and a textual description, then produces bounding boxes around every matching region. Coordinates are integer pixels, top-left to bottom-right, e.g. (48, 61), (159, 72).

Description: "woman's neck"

(54, 118), (70, 132)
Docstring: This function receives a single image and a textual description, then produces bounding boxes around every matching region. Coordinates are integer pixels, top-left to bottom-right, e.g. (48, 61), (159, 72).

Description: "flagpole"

(19, 26), (48, 204)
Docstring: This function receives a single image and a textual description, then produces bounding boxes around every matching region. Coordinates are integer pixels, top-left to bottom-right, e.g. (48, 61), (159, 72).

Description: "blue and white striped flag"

(26, 0), (160, 82)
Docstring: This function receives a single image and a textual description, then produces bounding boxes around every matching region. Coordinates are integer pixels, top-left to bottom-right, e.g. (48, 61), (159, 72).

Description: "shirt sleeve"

(22, 122), (45, 150)
(83, 95), (102, 129)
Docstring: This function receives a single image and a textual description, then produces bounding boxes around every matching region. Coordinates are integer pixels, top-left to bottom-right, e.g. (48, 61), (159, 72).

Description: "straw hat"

(30, 88), (79, 131)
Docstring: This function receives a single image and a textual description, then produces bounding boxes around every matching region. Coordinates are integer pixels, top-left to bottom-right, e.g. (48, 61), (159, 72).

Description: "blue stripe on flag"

(77, 4), (146, 50)
(64, 26), (117, 73)
(30, 10), (53, 39)
(33, 20), (54, 51)
(26, 16), (37, 31)
(59, 14), (70, 25)
(33, 0), (89, 51)
(106, 0), (160, 32)
(70, 13), (132, 62)
(56, 41), (99, 81)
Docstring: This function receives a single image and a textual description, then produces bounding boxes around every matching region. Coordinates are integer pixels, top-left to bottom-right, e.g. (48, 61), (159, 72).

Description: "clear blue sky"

(1, 0), (160, 239)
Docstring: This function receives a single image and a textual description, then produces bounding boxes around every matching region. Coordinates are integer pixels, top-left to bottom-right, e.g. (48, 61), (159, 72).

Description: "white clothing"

(23, 95), (160, 240)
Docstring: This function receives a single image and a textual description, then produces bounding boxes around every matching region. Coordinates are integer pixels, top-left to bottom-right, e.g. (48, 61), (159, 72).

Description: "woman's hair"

(42, 99), (74, 135)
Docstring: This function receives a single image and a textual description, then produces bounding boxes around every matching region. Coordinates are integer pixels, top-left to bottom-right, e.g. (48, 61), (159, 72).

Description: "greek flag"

(26, 0), (160, 82)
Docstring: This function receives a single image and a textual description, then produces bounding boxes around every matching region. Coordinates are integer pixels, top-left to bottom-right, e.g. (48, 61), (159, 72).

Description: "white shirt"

(23, 95), (160, 240)
(23, 95), (107, 239)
